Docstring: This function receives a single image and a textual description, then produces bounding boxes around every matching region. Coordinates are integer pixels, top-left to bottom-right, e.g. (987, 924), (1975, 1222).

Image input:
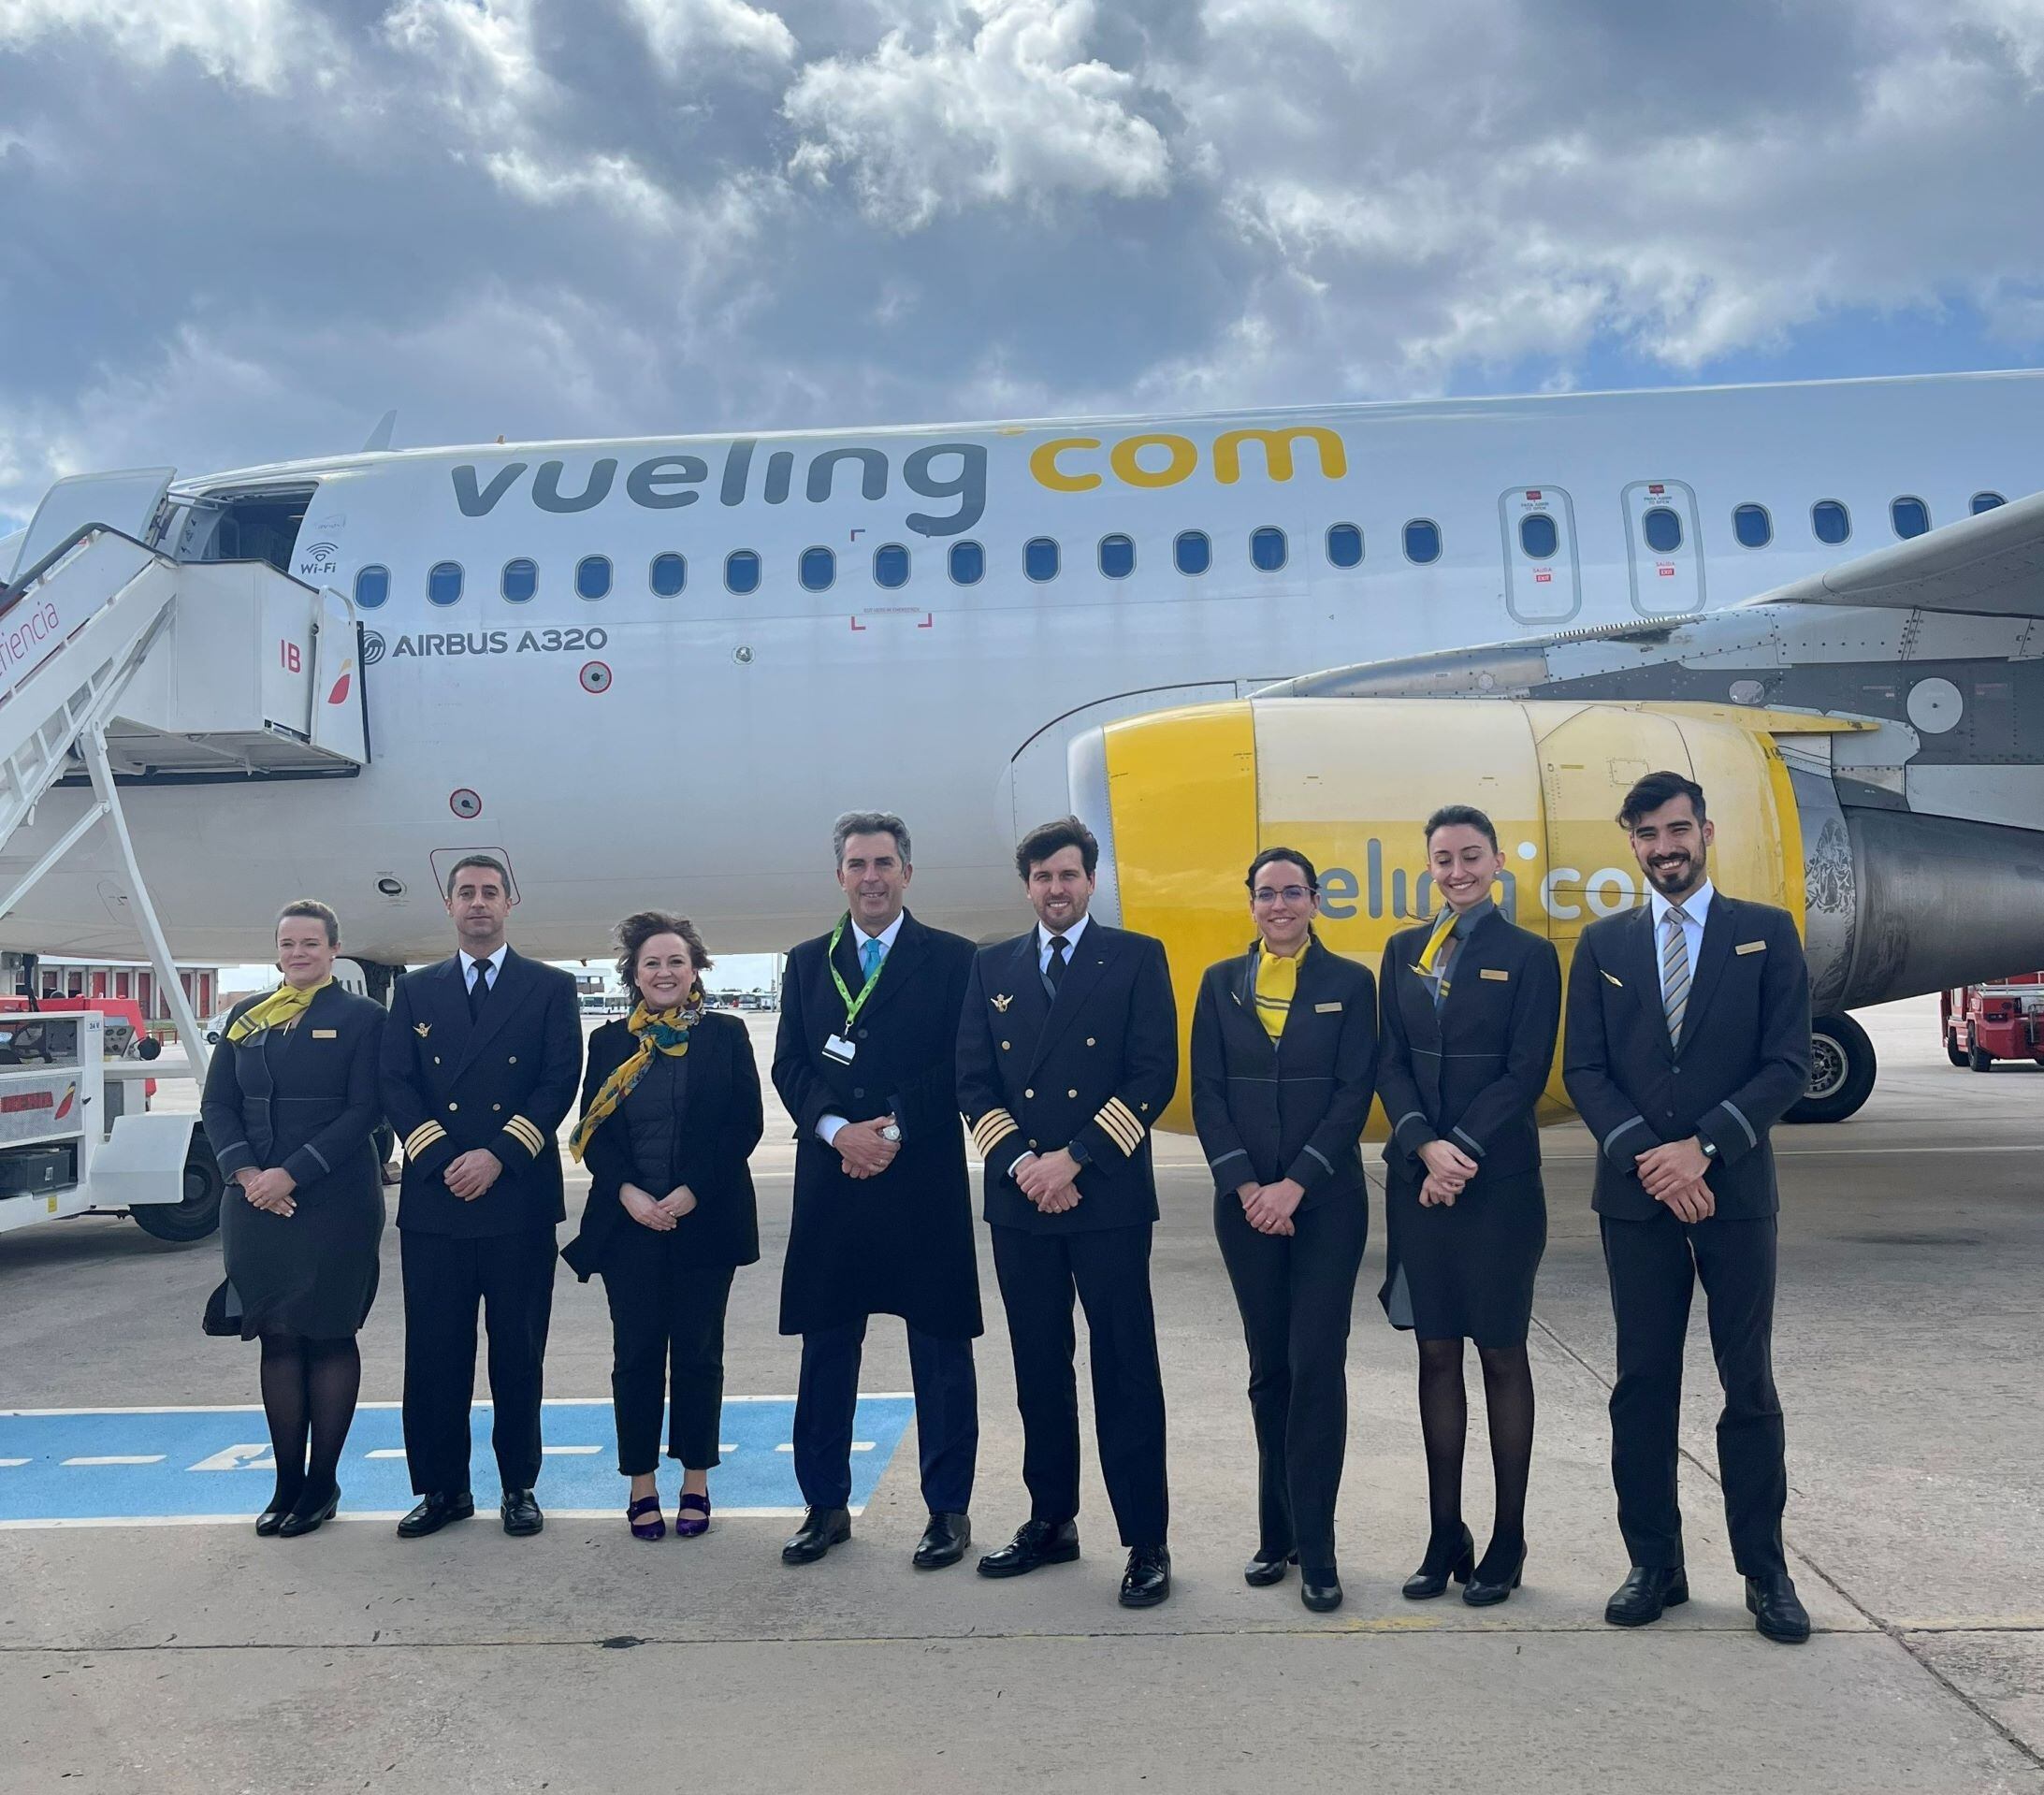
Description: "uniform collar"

(459, 943), (509, 978)
(854, 912), (906, 953)
(1432, 895), (1496, 936)
(1648, 879), (1714, 928)
(1037, 912), (1092, 952)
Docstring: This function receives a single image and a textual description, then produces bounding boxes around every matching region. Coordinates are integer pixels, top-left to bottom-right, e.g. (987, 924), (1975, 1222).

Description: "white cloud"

(784, 0), (1171, 228)
(0, 0), (317, 91)
(621, 0), (796, 70)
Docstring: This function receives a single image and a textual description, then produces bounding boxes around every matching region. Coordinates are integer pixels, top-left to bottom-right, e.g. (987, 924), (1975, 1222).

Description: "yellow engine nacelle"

(1073, 698), (1812, 1136)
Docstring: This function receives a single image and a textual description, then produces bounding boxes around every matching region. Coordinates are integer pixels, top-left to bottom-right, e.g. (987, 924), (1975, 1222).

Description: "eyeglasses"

(1252, 886), (1312, 905)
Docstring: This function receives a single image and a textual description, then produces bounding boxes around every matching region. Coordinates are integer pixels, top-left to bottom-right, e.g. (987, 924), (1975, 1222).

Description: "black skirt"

(1379, 1164), (1545, 1348)
(218, 1141), (385, 1339)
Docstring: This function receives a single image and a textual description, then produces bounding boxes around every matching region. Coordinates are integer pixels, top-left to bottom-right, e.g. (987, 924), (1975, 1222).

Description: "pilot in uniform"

(956, 817), (1179, 1608)
(381, 854), (584, 1539)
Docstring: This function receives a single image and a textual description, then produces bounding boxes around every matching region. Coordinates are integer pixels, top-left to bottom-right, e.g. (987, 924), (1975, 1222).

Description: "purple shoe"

(674, 1492), (711, 1539)
(627, 1494), (666, 1542)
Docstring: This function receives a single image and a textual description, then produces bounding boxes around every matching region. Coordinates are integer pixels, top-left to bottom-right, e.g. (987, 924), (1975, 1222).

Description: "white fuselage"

(2, 369), (2037, 964)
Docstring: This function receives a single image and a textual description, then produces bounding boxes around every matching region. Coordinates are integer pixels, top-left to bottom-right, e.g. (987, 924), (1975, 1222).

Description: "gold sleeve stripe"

(970, 1110), (1019, 1155)
(1095, 1101), (1143, 1156)
(1105, 1097), (1146, 1148)
(403, 1122), (447, 1160)
(505, 1116), (547, 1155)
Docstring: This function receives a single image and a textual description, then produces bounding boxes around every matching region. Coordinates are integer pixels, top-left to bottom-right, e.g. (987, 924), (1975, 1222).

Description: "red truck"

(1942, 976), (2044, 1071)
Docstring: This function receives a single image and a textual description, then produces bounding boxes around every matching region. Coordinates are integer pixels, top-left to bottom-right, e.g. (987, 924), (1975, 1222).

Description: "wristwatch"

(880, 1122), (902, 1143)
(1067, 1138), (1092, 1168)
(1697, 1134), (1719, 1161)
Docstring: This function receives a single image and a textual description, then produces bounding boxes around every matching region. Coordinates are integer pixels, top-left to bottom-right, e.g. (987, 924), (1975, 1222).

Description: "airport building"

(0, 952), (220, 1026)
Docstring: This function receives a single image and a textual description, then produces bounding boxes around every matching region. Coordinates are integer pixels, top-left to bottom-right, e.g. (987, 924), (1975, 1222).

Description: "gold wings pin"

(992, 992), (1013, 1012)
(414, 1021), (432, 1036)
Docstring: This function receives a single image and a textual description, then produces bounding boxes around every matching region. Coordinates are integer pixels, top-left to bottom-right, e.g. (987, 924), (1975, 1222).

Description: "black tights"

(1416, 1338), (1535, 1579)
(259, 1332), (362, 1512)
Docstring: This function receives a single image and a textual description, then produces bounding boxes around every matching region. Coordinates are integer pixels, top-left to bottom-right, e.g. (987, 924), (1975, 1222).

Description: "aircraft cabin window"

(1251, 527), (1287, 572)
(1812, 499), (1850, 545)
(1972, 490), (2007, 514)
(727, 550), (761, 594)
(949, 540), (985, 585)
(354, 565), (390, 610)
(800, 546), (835, 592)
(1174, 530), (1211, 576)
(1518, 514), (1558, 560)
(874, 543), (910, 588)
(1891, 497), (1930, 540)
(1642, 507), (1683, 554)
(1732, 503), (1772, 548)
(1099, 534), (1135, 579)
(1025, 537), (1060, 582)
(650, 551), (686, 597)
(428, 561), (464, 607)
(1403, 519), (1442, 565)
(575, 556), (612, 601)
(1326, 523), (1363, 568)
(501, 557), (537, 603)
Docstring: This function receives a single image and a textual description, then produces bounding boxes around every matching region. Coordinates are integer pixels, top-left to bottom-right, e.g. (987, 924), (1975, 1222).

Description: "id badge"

(822, 1035), (857, 1064)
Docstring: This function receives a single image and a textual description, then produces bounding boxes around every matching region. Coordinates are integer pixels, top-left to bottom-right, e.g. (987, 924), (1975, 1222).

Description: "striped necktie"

(1660, 905), (1692, 1045)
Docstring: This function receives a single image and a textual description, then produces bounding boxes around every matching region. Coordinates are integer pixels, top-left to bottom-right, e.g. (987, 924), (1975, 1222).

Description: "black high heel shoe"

(255, 1483), (303, 1538)
(278, 1484), (340, 1539)
(1463, 1539), (1526, 1607)
(1401, 1523), (1474, 1600)
(1243, 1548), (1297, 1587)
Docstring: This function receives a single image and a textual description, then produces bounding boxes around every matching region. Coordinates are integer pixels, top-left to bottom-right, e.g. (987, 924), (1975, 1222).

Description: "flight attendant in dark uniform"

(562, 912), (761, 1542)
(1191, 848), (1376, 1613)
(201, 899), (385, 1538)
(1377, 805), (1561, 1607)
(381, 853), (584, 1540)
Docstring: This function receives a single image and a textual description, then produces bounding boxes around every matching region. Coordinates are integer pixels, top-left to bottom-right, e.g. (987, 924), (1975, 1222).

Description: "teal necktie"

(862, 937), (883, 979)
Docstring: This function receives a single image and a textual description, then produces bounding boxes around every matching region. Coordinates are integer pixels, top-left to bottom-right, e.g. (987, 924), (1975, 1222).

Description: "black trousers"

(399, 1224), (557, 1496)
(599, 1235), (737, 1477)
(1213, 1187), (1369, 1568)
(990, 1221), (1168, 1548)
(794, 1318), (978, 1513)
(1602, 1209), (1788, 1577)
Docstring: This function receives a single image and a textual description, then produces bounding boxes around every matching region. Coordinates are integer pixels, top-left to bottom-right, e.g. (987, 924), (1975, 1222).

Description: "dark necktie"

(1045, 934), (1068, 999)
(469, 962), (492, 1021)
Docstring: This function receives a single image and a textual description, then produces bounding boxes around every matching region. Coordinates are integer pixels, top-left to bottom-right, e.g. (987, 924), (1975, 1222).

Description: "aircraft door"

(1498, 487), (1581, 626)
(1623, 480), (1705, 617)
(13, 469), (176, 574)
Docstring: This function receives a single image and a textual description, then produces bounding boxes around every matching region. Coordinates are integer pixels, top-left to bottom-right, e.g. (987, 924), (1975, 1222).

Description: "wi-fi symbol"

(304, 541), (339, 561)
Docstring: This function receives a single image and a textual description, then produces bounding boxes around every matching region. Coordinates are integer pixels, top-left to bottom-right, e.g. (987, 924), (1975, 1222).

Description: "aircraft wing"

(1740, 489), (2044, 619)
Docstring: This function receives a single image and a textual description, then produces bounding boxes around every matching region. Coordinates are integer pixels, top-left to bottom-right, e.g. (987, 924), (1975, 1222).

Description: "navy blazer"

(201, 983), (384, 1193)
(956, 920), (1178, 1234)
(1189, 936), (1376, 1207)
(1377, 908), (1561, 1185)
(380, 947), (584, 1236)
(1562, 893), (1811, 1221)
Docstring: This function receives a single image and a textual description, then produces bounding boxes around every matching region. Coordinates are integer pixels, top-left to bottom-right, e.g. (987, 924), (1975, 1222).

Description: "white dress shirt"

(1647, 878), (1713, 1007)
(817, 911), (906, 1148)
(459, 943), (509, 993)
(1008, 913), (1094, 1173)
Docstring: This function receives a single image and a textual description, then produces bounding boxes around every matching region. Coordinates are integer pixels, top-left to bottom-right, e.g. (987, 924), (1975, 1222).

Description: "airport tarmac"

(2, 992), (2041, 1793)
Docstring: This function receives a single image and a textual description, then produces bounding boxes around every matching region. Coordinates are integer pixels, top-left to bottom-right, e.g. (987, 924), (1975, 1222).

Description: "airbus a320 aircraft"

(0, 368), (2038, 1160)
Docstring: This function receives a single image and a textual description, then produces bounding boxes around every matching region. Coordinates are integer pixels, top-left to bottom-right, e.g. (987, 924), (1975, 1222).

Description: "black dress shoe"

(396, 1491), (476, 1539)
(1463, 1540), (1526, 1607)
(1604, 1565), (1689, 1627)
(978, 1517), (1080, 1578)
(1747, 1572), (1811, 1644)
(1401, 1523), (1474, 1600)
(500, 1488), (544, 1536)
(913, 1511), (970, 1570)
(781, 1506), (851, 1564)
(1244, 1548), (1297, 1587)
(1299, 1566), (1343, 1613)
(278, 1484), (340, 1539)
(1120, 1543), (1172, 1608)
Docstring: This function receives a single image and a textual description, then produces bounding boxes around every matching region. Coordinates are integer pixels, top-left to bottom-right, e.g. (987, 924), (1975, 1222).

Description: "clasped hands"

(1016, 1148), (1083, 1214)
(622, 1181), (698, 1231)
(443, 1148), (503, 1202)
(1236, 1176), (1304, 1236)
(1634, 1136), (1715, 1221)
(1417, 1138), (1477, 1208)
(237, 1167), (297, 1217)
(837, 1116), (900, 1180)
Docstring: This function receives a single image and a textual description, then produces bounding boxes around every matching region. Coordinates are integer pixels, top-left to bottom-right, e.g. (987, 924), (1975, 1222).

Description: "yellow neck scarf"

(226, 978), (331, 1043)
(1254, 943), (1303, 1041)
(570, 998), (703, 1162)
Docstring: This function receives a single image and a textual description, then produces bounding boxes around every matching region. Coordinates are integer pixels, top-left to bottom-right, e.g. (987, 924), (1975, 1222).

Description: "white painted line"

(363, 1449), (407, 1459)
(62, 1455), (165, 1467)
(718, 1443), (737, 1454)
(851, 1441), (876, 1452)
(0, 1504), (839, 1530)
(541, 1444), (601, 1455)
(774, 1442), (793, 1452)
(187, 1446), (276, 1472)
(3, 1395), (914, 1417)
(0, 1457), (29, 1469)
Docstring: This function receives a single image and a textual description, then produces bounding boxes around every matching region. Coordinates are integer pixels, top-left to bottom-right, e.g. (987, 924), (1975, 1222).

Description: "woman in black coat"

(562, 912), (761, 1541)
(200, 899), (385, 1538)
(1191, 847), (1377, 1614)
(1377, 804), (1562, 1609)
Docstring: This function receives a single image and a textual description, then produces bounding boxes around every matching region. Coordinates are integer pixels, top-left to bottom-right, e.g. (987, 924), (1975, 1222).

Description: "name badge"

(1736, 940), (1767, 955)
(1314, 1001), (1341, 1013)
(1480, 969), (1510, 982)
(822, 1035), (857, 1064)
(312, 1028), (339, 1038)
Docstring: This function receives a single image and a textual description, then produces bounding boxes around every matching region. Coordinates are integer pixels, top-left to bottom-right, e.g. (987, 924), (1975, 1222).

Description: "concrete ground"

(2, 993), (2040, 1794)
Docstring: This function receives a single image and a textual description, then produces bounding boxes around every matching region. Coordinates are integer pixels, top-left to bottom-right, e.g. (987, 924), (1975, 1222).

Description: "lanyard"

(827, 913), (887, 1029)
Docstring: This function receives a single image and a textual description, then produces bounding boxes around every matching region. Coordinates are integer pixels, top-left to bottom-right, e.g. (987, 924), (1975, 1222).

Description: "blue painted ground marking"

(0, 1396), (915, 1527)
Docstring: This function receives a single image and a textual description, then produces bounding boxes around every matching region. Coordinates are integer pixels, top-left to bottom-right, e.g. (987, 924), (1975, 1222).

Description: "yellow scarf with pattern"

(570, 998), (703, 1162)
(226, 978), (331, 1043)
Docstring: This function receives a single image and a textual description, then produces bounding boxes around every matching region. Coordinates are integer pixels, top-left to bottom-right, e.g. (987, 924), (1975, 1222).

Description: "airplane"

(0, 367), (2038, 1186)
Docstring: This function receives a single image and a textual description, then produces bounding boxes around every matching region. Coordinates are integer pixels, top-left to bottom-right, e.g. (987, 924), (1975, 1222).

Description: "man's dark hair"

(1015, 816), (1098, 881)
(445, 853), (511, 898)
(1424, 804), (1500, 852)
(1617, 771), (1707, 832)
(1246, 846), (1318, 893)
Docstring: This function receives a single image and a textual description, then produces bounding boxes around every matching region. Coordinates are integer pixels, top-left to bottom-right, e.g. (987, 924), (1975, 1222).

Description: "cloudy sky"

(4, 0), (2044, 531)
